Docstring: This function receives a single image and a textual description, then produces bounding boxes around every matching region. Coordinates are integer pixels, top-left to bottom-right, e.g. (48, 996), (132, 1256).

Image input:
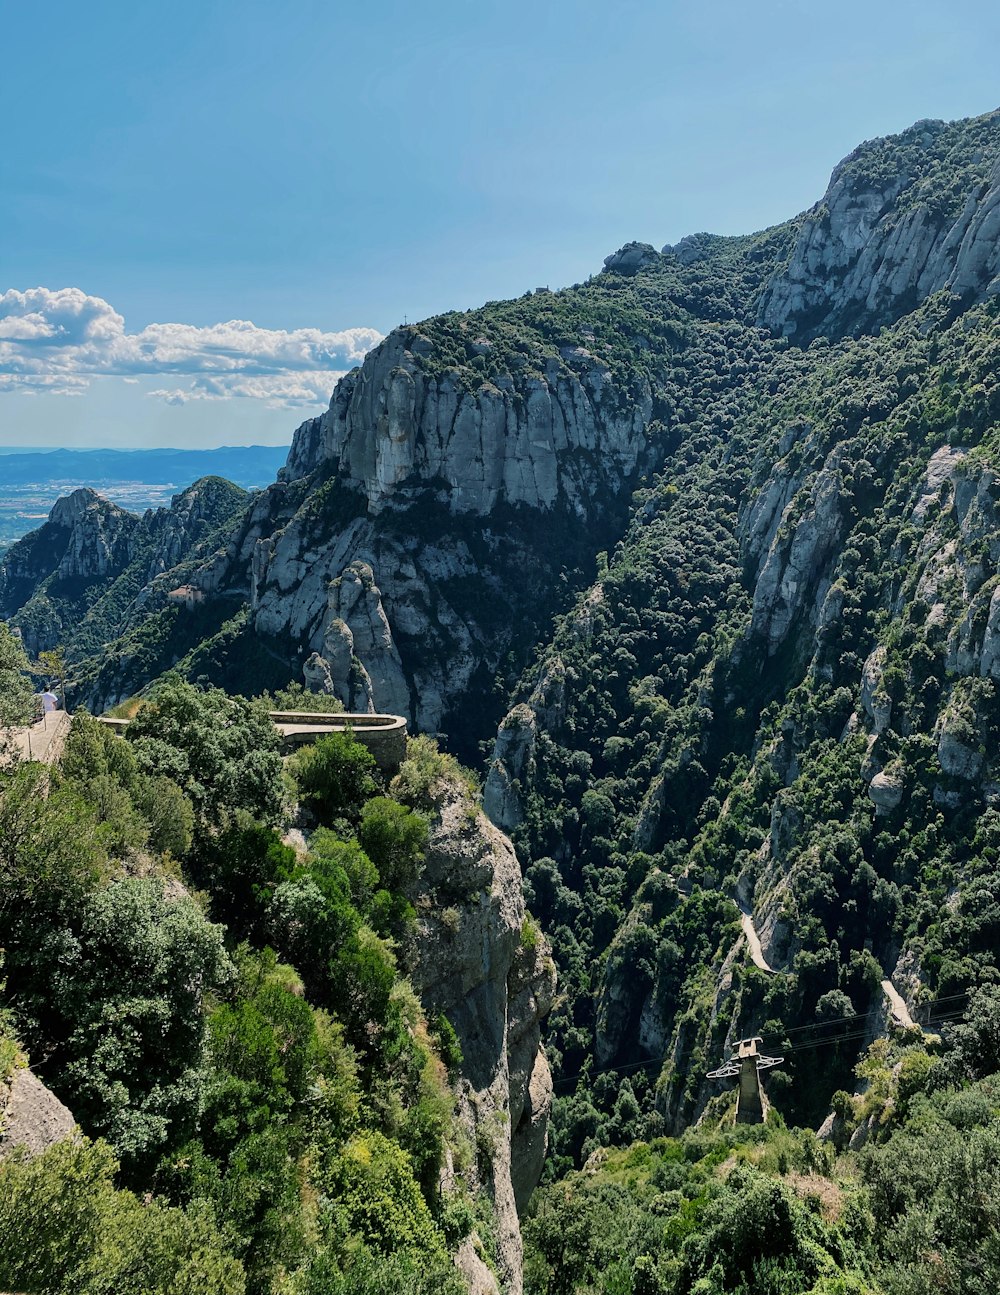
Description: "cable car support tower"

(707, 1037), (784, 1125)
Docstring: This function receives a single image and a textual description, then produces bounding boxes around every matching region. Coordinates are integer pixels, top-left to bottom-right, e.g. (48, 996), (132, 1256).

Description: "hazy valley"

(0, 446), (288, 551)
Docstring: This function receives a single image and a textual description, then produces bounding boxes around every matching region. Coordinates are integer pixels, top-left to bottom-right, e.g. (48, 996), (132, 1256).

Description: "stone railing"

(99, 710), (409, 773)
(270, 712), (408, 772)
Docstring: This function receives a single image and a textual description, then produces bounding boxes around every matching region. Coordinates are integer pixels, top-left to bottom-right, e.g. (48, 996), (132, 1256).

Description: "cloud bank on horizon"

(0, 287), (383, 409)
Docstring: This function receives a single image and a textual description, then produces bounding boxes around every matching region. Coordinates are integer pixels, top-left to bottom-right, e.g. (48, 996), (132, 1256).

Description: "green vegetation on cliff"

(0, 688), (474, 1294)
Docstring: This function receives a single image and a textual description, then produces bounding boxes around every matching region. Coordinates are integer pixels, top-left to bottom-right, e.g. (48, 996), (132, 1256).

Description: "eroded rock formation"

(410, 775), (555, 1295)
(759, 112), (1000, 341)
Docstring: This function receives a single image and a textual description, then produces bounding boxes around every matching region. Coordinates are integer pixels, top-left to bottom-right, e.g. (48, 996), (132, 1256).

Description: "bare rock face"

(744, 449), (846, 654)
(302, 651), (336, 696)
(483, 705), (537, 831)
(937, 727), (983, 780)
(860, 646), (892, 734)
(759, 112), (1000, 342)
(0, 1067), (76, 1159)
(49, 489), (136, 580)
(0, 478), (249, 663)
(868, 769), (905, 814)
(281, 412), (325, 484)
(221, 320), (653, 733)
(603, 242), (661, 276)
(282, 325), (651, 516)
(321, 561), (410, 716)
(409, 779), (554, 1295)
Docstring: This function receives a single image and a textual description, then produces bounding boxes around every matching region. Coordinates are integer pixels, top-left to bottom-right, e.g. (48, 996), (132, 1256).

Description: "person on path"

(41, 690), (59, 713)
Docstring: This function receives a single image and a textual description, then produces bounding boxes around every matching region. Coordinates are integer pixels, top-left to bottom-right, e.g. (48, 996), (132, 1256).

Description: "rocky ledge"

(759, 111), (1000, 341)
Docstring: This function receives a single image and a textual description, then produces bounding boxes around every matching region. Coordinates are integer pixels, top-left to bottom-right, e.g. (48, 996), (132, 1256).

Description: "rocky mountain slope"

(9, 107), (1000, 1155)
(0, 476), (249, 663)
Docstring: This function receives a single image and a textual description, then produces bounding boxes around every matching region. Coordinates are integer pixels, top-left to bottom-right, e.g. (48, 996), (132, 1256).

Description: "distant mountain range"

(0, 445), (288, 487)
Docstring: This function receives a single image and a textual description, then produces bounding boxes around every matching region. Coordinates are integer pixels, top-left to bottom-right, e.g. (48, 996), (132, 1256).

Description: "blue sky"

(3, 0), (1000, 449)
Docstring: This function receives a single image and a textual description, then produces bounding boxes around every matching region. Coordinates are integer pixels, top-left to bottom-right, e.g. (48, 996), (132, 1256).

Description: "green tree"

(264, 681), (344, 714)
(291, 731), (379, 825)
(357, 798), (429, 892)
(0, 762), (106, 925)
(42, 879), (232, 1171)
(196, 813), (297, 940)
(323, 1131), (446, 1257)
(61, 713), (195, 858)
(129, 679), (284, 827)
(0, 1137), (244, 1295)
(940, 985), (1000, 1081)
(0, 623), (35, 729)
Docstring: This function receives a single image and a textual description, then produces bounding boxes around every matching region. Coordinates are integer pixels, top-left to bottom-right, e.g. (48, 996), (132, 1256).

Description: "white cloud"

(148, 370), (349, 408)
(0, 287), (382, 409)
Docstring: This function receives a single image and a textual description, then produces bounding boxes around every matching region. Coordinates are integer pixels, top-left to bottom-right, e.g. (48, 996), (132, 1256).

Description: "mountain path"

(738, 900), (775, 973)
(881, 978), (918, 1030)
(4, 711), (71, 766)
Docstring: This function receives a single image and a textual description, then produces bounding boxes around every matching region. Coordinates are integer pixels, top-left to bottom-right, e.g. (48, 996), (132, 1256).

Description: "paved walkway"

(738, 900), (775, 973)
(5, 711), (71, 765)
(881, 979), (918, 1030)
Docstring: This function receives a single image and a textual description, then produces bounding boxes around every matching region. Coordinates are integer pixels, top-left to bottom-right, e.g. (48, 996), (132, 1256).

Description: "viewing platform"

(99, 710), (409, 773)
(3, 709), (72, 766)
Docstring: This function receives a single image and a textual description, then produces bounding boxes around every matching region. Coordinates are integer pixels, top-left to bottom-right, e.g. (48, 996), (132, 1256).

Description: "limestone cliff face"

(0, 489), (138, 657)
(759, 111), (1000, 341)
(0, 489), (135, 600)
(141, 477), (247, 581)
(282, 326), (651, 516)
(408, 777), (555, 1295)
(170, 323), (652, 733)
(243, 509), (509, 732)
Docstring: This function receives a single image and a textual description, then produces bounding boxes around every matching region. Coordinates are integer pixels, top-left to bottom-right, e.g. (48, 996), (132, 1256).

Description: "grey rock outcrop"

(662, 232), (720, 266)
(410, 778), (555, 1295)
(302, 651), (336, 696)
(860, 646), (892, 734)
(483, 705), (537, 831)
(603, 242), (660, 276)
(50, 489), (136, 580)
(868, 769), (904, 814)
(248, 520), (492, 731)
(759, 112), (1000, 341)
(282, 326), (651, 516)
(745, 450), (846, 654)
(937, 727), (983, 780)
(0, 478), (249, 661)
(321, 561), (410, 716)
(0, 1067), (76, 1160)
(485, 652), (573, 833)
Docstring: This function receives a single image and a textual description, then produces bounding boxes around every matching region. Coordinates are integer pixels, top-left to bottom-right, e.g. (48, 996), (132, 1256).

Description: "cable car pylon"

(707, 1036), (784, 1124)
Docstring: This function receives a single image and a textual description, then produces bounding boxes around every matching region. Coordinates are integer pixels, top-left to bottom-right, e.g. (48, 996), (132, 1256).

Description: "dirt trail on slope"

(738, 901), (775, 973)
(881, 978), (918, 1029)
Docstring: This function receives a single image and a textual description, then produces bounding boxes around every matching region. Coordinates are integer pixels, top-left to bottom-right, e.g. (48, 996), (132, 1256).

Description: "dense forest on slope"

(5, 626), (1000, 1294)
(0, 627), (530, 1293)
(8, 107), (1000, 1292)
